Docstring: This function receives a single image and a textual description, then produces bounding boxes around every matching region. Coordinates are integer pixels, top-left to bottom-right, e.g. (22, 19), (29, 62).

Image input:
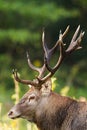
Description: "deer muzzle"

(8, 106), (21, 119)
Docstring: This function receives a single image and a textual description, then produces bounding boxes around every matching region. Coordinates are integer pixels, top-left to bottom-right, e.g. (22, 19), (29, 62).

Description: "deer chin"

(21, 115), (34, 122)
(10, 115), (21, 119)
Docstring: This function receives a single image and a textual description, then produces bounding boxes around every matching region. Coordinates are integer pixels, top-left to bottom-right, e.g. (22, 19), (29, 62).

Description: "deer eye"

(28, 94), (35, 102)
(19, 99), (25, 104)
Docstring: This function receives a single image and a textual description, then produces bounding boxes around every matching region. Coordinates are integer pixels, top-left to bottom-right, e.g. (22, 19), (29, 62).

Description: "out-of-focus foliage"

(0, 0), (87, 130)
(0, 0), (86, 89)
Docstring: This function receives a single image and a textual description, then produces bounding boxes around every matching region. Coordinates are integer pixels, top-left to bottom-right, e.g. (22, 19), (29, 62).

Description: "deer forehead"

(20, 88), (39, 100)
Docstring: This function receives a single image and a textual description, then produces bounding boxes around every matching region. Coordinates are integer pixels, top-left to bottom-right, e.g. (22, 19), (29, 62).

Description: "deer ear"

(40, 79), (52, 96)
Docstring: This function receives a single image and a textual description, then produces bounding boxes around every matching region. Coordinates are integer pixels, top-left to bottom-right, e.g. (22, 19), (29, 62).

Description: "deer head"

(8, 25), (84, 123)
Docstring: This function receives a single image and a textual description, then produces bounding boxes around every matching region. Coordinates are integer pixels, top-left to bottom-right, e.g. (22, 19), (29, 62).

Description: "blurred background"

(0, 0), (87, 130)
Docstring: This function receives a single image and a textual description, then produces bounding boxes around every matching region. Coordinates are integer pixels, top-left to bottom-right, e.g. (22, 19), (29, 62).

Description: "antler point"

(59, 30), (62, 34)
(42, 28), (45, 43)
(78, 25), (80, 30)
(26, 51), (29, 58)
(67, 25), (70, 29)
(82, 31), (85, 36)
(12, 68), (18, 74)
(12, 69), (15, 74)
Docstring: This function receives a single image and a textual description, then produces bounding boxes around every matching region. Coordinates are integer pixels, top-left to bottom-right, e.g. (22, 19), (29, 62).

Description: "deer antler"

(40, 25), (84, 82)
(13, 29), (58, 86)
(13, 25), (84, 87)
(12, 69), (38, 86)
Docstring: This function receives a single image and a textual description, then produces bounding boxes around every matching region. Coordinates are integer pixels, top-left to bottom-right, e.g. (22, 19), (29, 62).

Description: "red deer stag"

(8, 25), (87, 130)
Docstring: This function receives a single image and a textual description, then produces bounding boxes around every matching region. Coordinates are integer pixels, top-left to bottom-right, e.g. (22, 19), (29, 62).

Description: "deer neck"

(34, 93), (76, 130)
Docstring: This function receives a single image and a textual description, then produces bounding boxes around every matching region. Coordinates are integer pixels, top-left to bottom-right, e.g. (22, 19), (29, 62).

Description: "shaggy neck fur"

(34, 93), (77, 130)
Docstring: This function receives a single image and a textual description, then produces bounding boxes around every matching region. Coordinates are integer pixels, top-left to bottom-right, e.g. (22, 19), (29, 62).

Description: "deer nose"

(8, 111), (13, 116)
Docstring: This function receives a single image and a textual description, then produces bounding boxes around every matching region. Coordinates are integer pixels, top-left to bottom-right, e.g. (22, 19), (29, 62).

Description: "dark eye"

(19, 99), (25, 104)
(28, 95), (35, 102)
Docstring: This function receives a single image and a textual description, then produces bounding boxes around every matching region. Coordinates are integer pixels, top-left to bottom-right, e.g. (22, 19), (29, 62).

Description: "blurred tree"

(0, 0), (86, 98)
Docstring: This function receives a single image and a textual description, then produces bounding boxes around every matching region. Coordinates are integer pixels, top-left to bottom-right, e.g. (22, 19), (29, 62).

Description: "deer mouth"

(10, 115), (21, 119)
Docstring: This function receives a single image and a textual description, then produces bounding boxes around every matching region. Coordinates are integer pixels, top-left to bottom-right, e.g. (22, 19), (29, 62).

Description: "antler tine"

(42, 28), (62, 63)
(26, 51), (41, 73)
(27, 51), (46, 79)
(42, 29), (50, 60)
(12, 69), (38, 86)
(66, 25), (85, 53)
(48, 25), (69, 58)
(71, 25), (80, 43)
(77, 31), (85, 48)
(62, 25), (70, 39)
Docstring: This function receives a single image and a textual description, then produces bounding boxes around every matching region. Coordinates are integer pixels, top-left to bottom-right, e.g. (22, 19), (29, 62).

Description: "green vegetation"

(0, 0), (87, 129)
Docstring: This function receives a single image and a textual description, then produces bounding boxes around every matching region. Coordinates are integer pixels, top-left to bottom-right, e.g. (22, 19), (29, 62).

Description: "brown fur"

(8, 89), (87, 130)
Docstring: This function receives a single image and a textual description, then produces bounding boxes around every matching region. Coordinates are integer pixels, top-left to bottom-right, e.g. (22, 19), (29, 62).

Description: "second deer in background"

(8, 25), (87, 130)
